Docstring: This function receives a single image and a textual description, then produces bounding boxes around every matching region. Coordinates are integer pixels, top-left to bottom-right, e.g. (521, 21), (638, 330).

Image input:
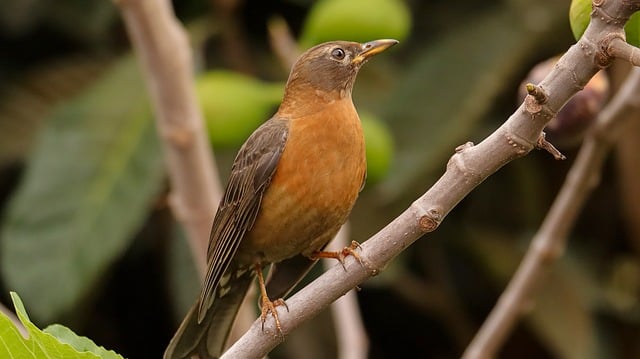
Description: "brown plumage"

(164, 39), (398, 359)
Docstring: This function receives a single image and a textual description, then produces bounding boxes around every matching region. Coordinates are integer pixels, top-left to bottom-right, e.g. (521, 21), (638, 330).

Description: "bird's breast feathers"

(238, 98), (366, 263)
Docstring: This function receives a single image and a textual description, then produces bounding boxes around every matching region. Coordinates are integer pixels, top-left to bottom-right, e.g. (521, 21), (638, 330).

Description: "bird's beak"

(352, 39), (399, 65)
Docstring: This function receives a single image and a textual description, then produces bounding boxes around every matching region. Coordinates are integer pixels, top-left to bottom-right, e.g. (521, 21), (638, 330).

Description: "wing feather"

(197, 117), (289, 322)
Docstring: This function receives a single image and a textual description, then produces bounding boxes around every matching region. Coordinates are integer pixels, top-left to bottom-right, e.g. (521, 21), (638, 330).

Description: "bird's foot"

(255, 263), (289, 337)
(260, 296), (289, 337)
(310, 240), (364, 270)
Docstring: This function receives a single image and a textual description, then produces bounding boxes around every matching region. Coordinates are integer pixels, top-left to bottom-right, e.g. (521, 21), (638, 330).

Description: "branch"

(267, 16), (300, 70)
(462, 66), (640, 359)
(606, 36), (640, 66)
(220, 1), (640, 357)
(115, 0), (222, 275)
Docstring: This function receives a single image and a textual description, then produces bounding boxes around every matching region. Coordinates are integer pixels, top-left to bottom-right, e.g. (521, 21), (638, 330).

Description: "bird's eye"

(331, 48), (345, 60)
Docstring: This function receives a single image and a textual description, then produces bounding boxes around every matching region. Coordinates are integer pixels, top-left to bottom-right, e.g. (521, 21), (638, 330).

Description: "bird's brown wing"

(197, 117), (289, 321)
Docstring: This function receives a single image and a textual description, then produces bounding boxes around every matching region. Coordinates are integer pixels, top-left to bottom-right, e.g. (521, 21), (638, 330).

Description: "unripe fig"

(360, 112), (395, 185)
(196, 71), (284, 148)
(570, 0), (640, 46)
(300, 0), (411, 48)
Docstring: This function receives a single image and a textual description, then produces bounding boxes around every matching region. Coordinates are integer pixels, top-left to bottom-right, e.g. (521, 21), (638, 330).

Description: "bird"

(164, 38), (398, 359)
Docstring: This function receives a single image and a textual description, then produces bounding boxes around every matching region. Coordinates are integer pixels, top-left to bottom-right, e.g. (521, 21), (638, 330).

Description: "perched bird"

(164, 39), (398, 359)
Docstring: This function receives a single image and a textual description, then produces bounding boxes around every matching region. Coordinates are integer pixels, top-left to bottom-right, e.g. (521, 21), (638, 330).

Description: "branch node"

(525, 83), (548, 104)
(161, 125), (195, 149)
(594, 33), (621, 68)
(455, 141), (474, 153)
(605, 35), (640, 66)
(522, 82), (556, 127)
(536, 132), (566, 160)
(418, 208), (442, 233)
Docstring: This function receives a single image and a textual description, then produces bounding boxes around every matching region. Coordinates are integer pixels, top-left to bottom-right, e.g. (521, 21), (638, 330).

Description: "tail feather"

(164, 271), (255, 359)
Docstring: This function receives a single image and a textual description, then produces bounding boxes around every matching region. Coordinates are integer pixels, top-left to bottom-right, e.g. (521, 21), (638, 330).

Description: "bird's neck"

(277, 84), (352, 118)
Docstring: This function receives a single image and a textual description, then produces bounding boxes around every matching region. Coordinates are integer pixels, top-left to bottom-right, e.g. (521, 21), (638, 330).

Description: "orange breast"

(237, 98), (366, 264)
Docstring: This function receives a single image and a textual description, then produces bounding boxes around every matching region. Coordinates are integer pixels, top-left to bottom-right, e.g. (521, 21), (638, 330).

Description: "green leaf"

(0, 292), (122, 358)
(0, 56), (165, 321)
(43, 324), (122, 359)
(0, 57), (109, 166)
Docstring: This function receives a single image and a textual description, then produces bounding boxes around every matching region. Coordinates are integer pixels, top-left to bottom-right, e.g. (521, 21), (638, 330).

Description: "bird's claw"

(260, 296), (289, 337)
(311, 240), (364, 270)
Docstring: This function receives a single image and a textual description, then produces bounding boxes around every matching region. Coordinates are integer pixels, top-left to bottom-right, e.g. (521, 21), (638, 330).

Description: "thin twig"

(267, 16), (300, 70)
(221, 1), (640, 357)
(116, 0), (222, 275)
(322, 224), (369, 359)
(462, 65), (640, 359)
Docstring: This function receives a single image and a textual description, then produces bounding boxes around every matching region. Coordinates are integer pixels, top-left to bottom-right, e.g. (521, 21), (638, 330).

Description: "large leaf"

(0, 292), (122, 359)
(43, 324), (122, 359)
(0, 57), (109, 166)
(0, 56), (165, 321)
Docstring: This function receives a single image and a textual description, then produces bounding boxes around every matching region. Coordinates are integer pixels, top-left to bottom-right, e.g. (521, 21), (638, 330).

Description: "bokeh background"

(1, 0), (639, 358)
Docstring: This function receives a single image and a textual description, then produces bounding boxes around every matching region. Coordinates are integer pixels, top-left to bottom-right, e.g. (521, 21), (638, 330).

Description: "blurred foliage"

(1, 0), (639, 358)
(0, 56), (165, 324)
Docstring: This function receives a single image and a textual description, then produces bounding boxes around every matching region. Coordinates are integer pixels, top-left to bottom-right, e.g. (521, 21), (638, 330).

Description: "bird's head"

(282, 39), (398, 106)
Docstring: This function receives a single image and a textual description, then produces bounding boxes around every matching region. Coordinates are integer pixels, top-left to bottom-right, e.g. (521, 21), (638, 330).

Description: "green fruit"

(300, 0), (411, 48)
(569, 0), (591, 41)
(569, 0), (640, 46)
(360, 113), (394, 184)
(196, 71), (283, 147)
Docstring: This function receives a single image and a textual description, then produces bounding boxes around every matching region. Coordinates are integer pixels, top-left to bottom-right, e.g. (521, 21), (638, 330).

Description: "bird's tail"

(163, 271), (255, 359)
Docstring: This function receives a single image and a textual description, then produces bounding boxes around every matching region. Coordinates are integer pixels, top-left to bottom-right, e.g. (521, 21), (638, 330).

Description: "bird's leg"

(309, 240), (364, 270)
(255, 263), (289, 336)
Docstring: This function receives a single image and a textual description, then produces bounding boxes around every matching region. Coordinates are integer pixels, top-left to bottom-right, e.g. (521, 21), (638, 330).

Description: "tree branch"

(462, 66), (640, 359)
(221, 0), (640, 357)
(115, 0), (222, 275)
(607, 37), (640, 66)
